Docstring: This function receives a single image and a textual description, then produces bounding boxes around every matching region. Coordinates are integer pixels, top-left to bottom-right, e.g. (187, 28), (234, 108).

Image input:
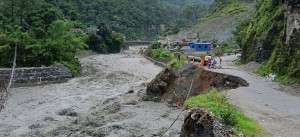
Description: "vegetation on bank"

(254, 63), (298, 85)
(145, 47), (186, 68)
(185, 88), (263, 136)
(233, 59), (242, 66)
(234, 0), (300, 84)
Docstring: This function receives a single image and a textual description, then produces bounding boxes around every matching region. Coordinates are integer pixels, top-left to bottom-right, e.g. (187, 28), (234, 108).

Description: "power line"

(160, 78), (194, 137)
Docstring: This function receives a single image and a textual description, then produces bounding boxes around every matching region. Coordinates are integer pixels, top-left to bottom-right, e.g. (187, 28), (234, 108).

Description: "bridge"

(125, 41), (151, 46)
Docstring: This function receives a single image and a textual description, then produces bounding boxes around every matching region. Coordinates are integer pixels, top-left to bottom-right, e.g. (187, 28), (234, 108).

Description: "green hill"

(164, 0), (254, 43)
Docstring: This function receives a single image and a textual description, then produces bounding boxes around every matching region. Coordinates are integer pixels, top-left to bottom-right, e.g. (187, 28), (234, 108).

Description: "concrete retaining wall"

(0, 64), (72, 86)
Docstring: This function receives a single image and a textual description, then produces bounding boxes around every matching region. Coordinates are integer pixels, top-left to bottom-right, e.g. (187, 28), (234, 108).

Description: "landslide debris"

(145, 64), (249, 107)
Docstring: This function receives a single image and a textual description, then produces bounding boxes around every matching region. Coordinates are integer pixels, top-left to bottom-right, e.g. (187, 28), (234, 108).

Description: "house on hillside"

(85, 27), (99, 33)
(69, 28), (84, 33)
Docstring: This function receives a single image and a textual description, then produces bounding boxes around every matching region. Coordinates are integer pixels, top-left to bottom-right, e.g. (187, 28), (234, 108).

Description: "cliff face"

(283, 0), (300, 80)
(286, 0), (300, 45)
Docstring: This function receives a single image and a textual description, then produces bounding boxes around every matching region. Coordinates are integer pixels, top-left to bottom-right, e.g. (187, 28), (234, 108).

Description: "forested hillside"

(45, 0), (179, 40)
(45, 0), (212, 40)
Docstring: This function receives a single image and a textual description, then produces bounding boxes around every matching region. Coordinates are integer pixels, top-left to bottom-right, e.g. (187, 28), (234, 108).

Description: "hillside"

(164, 0), (254, 44)
(235, 0), (300, 83)
(45, 0), (213, 40)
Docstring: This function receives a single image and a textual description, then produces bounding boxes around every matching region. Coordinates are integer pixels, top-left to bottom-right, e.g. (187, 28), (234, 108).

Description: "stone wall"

(0, 64), (72, 86)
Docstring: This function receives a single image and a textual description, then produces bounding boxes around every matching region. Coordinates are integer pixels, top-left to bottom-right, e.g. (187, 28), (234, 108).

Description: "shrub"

(146, 48), (171, 62)
(170, 53), (186, 68)
(61, 59), (81, 77)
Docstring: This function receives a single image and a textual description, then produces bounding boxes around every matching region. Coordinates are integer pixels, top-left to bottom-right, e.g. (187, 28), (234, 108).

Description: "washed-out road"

(213, 54), (300, 137)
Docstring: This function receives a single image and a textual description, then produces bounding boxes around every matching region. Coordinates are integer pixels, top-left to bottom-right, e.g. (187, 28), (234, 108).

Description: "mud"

(145, 64), (249, 107)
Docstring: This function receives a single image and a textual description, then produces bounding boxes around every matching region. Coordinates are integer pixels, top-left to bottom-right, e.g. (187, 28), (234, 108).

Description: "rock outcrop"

(286, 0), (300, 45)
(181, 107), (232, 137)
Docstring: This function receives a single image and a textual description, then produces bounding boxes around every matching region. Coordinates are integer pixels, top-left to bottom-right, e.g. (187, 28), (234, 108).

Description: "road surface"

(213, 54), (300, 137)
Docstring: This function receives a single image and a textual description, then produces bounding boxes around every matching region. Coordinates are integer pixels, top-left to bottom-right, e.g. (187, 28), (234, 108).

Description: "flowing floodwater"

(0, 47), (183, 137)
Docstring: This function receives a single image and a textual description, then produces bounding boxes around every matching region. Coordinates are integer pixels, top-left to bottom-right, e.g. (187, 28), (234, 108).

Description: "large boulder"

(181, 107), (232, 137)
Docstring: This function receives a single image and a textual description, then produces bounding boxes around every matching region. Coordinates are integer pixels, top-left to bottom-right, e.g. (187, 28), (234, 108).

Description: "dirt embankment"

(145, 64), (249, 107)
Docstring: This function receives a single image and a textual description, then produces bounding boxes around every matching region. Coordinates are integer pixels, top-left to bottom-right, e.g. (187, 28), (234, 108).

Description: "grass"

(169, 53), (186, 68)
(275, 75), (298, 85)
(185, 88), (263, 136)
(254, 62), (298, 85)
(194, 3), (248, 28)
(233, 59), (242, 66)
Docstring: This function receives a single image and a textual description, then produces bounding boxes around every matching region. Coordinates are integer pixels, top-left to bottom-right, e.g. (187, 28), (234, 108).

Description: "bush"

(170, 53), (186, 68)
(254, 62), (299, 85)
(254, 62), (269, 77)
(61, 59), (81, 77)
(146, 48), (171, 62)
(233, 59), (242, 66)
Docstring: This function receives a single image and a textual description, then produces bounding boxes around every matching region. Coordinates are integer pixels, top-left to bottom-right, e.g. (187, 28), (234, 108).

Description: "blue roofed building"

(189, 42), (211, 51)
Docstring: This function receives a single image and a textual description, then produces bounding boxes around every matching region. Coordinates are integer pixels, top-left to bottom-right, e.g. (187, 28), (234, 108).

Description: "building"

(189, 42), (211, 51)
(69, 28), (84, 33)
